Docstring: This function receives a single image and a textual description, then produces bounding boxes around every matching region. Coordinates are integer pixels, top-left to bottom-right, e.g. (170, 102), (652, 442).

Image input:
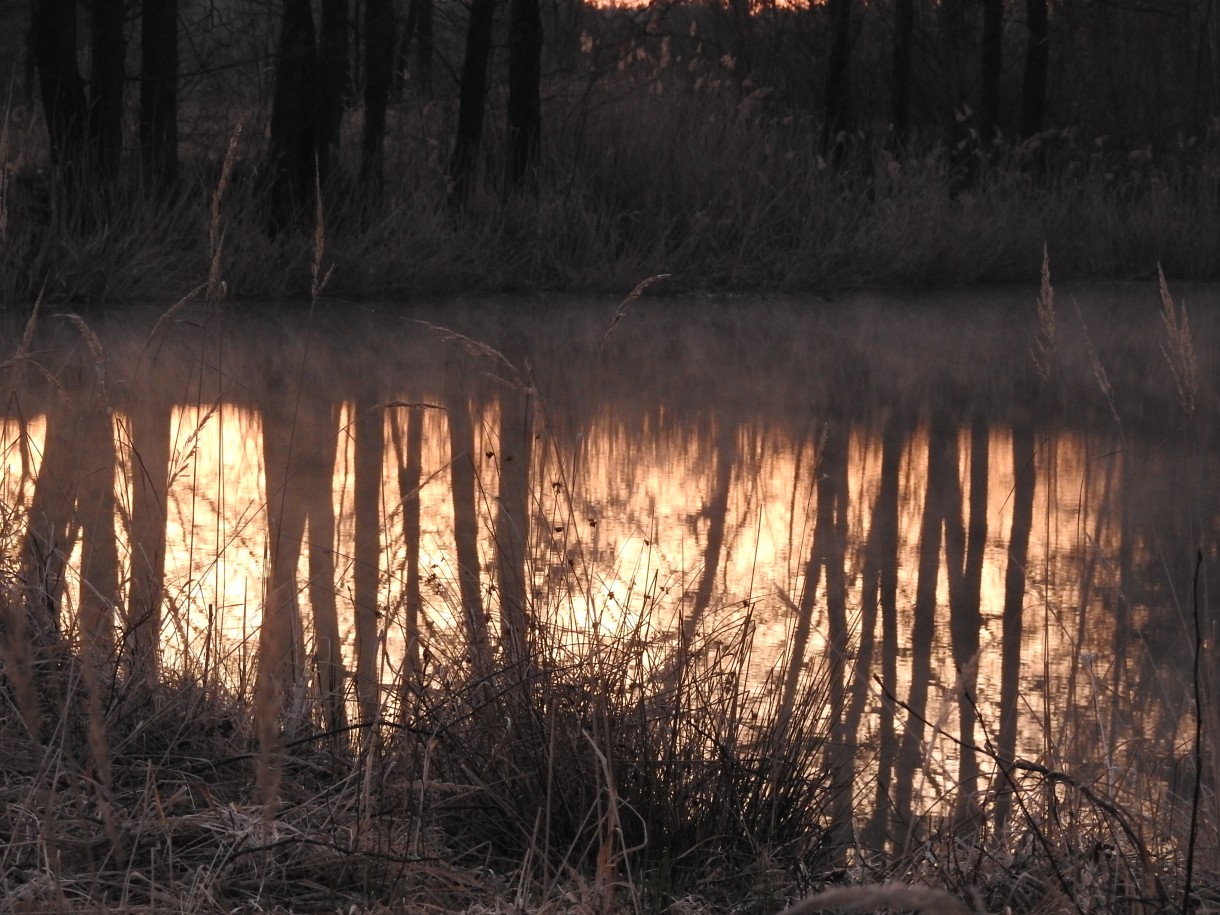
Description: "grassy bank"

(3, 76), (1220, 307)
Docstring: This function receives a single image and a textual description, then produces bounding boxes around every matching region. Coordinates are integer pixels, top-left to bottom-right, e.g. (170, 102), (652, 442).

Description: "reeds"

(0, 261), (1216, 914)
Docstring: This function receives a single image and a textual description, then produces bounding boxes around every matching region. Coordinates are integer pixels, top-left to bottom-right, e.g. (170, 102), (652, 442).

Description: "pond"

(1, 280), (1216, 867)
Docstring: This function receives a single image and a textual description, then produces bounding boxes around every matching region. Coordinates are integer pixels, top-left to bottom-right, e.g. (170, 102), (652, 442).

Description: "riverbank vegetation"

(7, 107), (1220, 305)
(0, 267), (1216, 912)
(4, 0), (1220, 305)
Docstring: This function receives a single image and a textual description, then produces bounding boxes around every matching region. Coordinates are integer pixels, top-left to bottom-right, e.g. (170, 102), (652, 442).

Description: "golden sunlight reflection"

(2, 287), (1204, 842)
(0, 402), (1155, 773)
(0, 415), (43, 518)
(162, 403), (265, 675)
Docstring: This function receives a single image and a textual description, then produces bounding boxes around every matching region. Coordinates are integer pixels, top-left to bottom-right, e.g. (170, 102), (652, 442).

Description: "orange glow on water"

(0, 288), (1205, 832)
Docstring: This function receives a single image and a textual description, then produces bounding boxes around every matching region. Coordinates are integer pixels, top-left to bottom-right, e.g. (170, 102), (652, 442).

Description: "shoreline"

(4, 130), (1218, 308)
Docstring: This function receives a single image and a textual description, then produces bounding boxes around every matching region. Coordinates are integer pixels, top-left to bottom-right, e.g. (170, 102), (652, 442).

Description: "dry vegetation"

(3, 20), (1220, 308)
(0, 262), (1218, 914)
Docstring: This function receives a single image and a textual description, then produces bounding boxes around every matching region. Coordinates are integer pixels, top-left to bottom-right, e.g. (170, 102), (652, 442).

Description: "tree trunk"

(450, 0), (497, 206)
(939, 0), (970, 110)
(261, 380), (344, 731)
(495, 388), (532, 664)
(268, 0), (320, 233)
(399, 0), (434, 96)
(353, 394), (384, 725)
(727, 0), (753, 79)
(76, 393), (119, 676)
(260, 397), (309, 721)
(5, 395), (69, 743)
(20, 394), (75, 654)
(361, 0), (394, 187)
(1212, 0), (1220, 124)
(1022, 0), (1049, 137)
(34, 0), (87, 168)
(893, 412), (950, 847)
(391, 406), (424, 715)
(507, 0), (542, 188)
(980, 0), (1002, 139)
(398, 0), (416, 98)
(680, 419), (735, 647)
(823, 0), (852, 149)
(303, 403), (344, 734)
(126, 392), (171, 690)
(318, 0), (349, 182)
(817, 429), (853, 865)
(140, 0), (179, 188)
(949, 416), (988, 828)
(448, 374), (491, 675)
(91, 0), (125, 179)
(892, 0), (913, 142)
(862, 410), (905, 853)
(415, 0), (434, 95)
(994, 421), (1035, 835)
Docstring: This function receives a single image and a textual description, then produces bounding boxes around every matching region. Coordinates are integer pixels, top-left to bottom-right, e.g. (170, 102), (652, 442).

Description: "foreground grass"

(0, 602), (834, 913)
(0, 604), (1202, 915)
(0, 583), (1207, 914)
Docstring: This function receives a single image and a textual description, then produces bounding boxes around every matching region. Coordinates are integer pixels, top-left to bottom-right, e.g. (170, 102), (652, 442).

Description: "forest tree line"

(26, 0), (543, 225)
(22, 0), (1220, 189)
(3, 0), (1219, 301)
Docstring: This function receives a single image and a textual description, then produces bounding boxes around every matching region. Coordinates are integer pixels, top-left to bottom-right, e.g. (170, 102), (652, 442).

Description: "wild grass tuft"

(208, 124), (242, 307)
(1157, 264), (1197, 418)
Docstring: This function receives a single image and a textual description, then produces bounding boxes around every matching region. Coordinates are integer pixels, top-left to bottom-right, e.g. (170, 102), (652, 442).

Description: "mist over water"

(3, 284), (1216, 847)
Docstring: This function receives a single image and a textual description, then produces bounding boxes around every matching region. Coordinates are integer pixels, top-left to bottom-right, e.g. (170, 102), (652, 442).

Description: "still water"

(2, 283), (1216, 846)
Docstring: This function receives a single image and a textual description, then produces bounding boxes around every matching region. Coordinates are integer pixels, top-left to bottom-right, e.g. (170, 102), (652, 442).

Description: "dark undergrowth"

(3, 83), (1220, 308)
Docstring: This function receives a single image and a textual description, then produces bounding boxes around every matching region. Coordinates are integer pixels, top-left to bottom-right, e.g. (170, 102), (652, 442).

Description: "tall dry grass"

(0, 254), (1216, 913)
(3, 68), (1220, 306)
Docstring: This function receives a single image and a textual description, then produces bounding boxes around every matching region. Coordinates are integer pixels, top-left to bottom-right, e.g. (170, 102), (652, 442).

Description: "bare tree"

(495, 386), (532, 663)
(390, 406), (425, 712)
(353, 390), (384, 725)
(1022, 0), (1049, 136)
(824, 0), (852, 150)
(33, 0), (87, 168)
(507, 0), (543, 188)
(451, 0), (497, 207)
(447, 371), (492, 674)
(994, 421), (1035, 834)
(268, 0), (320, 232)
(318, 0), (349, 182)
(361, 0), (395, 186)
(140, 0), (179, 188)
(891, 0), (914, 142)
(91, 0), (125, 179)
(400, 0), (434, 96)
(126, 390), (171, 690)
(980, 0), (1002, 138)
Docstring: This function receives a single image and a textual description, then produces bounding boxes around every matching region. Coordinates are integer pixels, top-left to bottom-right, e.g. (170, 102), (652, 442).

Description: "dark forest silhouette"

(14, 0), (1215, 234)
(7, 0), (1220, 305)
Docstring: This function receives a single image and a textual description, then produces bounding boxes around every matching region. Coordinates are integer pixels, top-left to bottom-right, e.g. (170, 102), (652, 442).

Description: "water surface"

(3, 283), (1215, 851)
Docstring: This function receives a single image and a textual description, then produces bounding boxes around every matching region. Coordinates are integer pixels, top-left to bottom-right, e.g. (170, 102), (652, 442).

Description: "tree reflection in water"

(0, 287), (1213, 904)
